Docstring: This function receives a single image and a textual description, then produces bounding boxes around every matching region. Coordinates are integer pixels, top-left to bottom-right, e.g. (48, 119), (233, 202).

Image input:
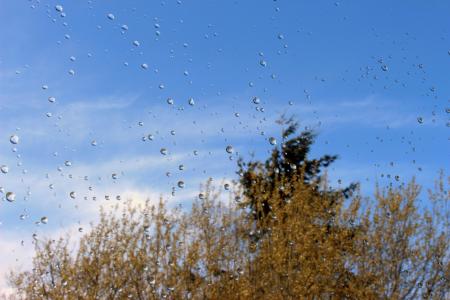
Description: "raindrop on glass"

(225, 145), (234, 154)
(160, 148), (168, 155)
(41, 217), (48, 224)
(188, 98), (195, 106)
(107, 13), (115, 20)
(6, 192), (16, 202)
(10, 135), (19, 145)
(269, 137), (277, 145)
(1, 165), (9, 174)
(177, 181), (185, 188)
(69, 191), (76, 199)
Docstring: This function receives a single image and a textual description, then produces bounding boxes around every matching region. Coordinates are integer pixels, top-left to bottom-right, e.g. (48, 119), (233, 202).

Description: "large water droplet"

(10, 135), (19, 145)
(1, 165), (9, 174)
(6, 192), (16, 202)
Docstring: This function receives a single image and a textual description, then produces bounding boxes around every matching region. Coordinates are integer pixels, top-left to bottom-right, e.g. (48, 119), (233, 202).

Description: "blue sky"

(0, 0), (449, 292)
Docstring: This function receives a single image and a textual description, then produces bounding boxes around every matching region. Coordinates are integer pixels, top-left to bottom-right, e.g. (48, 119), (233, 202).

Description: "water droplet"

(69, 191), (76, 199)
(69, 56), (76, 62)
(198, 193), (205, 200)
(1, 165), (9, 174)
(167, 98), (174, 105)
(6, 192), (16, 202)
(141, 63), (148, 70)
(417, 117), (424, 124)
(133, 40), (140, 47)
(188, 98), (195, 106)
(259, 60), (267, 67)
(160, 148), (168, 155)
(224, 183), (230, 190)
(269, 137), (277, 145)
(42, 85), (48, 90)
(48, 96), (56, 103)
(107, 13), (115, 20)
(112, 173), (118, 180)
(121, 24), (129, 31)
(179, 164), (185, 170)
(148, 134), (154, 141)
(68, 69), (75, 75)
(91, 140), (97, 146)
(252, 97), (260, 104)
(381, 65), (388, 72)
(177, 181), (185, 188)
(225, 145), (234, 154)
(55, 5), (63, 12)
(10, 135), (19, 145)
(41, 217), (48, 224)
(64, 160), (72, 167)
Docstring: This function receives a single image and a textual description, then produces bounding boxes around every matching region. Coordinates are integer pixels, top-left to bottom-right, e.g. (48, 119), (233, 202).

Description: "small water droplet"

(224, 183), (230, 190)
(269, 137), (277, 145)
(133, 40), (140, 47)
(417, 117), (423, 124)
(141, 63), (148, 70)
(259, 60), (267, 67)
(188, 98), (195, 106)
(41, 217), (48, 224)
(198, 193), (205, 200)
(64, 160), (72, 167)
(48, 96), (56, 103)
(55, 5), (63, 12)
(252, 97), (260, 104)
(160, 148), (168, 155)
(68, 69), (75, 75)
(69, 191), (76, 199)
(107, 13), (115, 20)
(178, 181), (185, 188)
(381, 65), (388, 72)
(167, 98), (174, 105)
(112, 173), (118, 180)
(121, 24), (129, 31)
(225, 145), (234, 154)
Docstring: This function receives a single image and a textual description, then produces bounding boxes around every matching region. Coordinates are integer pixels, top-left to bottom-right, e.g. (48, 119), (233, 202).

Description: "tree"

(237, 115), (357, 229)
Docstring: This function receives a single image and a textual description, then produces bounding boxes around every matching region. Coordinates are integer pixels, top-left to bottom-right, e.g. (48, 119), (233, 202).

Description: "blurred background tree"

(8, 135), (449, 299)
